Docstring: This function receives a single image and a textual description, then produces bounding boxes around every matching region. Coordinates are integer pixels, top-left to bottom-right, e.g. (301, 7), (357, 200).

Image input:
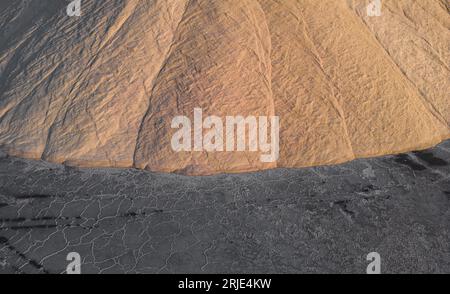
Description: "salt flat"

(0, 140), (448, 274)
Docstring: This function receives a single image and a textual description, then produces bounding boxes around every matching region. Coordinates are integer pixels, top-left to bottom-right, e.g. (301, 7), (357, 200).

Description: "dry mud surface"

(0, 140), (449, 274)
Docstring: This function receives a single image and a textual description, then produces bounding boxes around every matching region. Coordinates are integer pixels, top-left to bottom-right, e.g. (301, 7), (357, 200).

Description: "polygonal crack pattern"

(0, 141), (449, 274)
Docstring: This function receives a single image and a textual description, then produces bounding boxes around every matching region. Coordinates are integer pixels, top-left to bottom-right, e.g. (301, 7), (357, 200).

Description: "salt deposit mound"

(0, 0), (449, 175)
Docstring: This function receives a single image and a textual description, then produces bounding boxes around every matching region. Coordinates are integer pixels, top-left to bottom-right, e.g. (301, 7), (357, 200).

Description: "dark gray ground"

(0, 141), (449, 274)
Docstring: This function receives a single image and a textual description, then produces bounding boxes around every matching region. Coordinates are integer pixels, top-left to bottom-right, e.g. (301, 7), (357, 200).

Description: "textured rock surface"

(0, 140), (449, 274)
(0, 0), (449, 175)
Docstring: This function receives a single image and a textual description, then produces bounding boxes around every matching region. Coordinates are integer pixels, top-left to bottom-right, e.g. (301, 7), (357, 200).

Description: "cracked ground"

(0, 141), (449, 274)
